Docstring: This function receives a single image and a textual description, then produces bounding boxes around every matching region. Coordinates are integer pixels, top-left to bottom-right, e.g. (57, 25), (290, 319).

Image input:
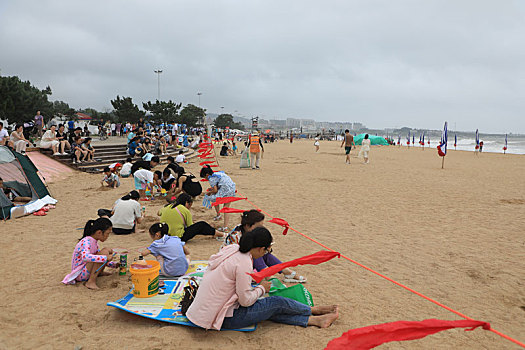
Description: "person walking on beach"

(314, 134), (320, 152)
(340, 129), (354, 164)
(249, 132), (264, 170)
(359, 134), (371, 164)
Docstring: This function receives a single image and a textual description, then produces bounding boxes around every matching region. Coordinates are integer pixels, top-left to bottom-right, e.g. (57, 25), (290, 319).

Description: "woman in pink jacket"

(186, 227), (339, 330)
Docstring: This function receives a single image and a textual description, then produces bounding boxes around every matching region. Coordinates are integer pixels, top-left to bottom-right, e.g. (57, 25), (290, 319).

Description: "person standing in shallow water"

(340, 129), (354, 164)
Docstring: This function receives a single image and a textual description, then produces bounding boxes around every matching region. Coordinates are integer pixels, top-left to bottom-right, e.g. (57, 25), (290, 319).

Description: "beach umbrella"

(437, 121), (448, 168)
(397, 135), (401, 146)
(406, 131), (411, 146)
(475, 129), (480, 151)
(503, 134), (507, 154)
(421, 133), (425, 149)
(427, 135), (430, 145)
(454, 134), (457, 150)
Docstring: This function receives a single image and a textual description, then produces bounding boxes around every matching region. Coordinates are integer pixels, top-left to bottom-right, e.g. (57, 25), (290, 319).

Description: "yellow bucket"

(130, 260), (160, 298)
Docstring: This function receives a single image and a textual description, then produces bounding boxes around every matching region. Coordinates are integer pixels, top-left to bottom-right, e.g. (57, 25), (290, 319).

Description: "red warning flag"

(325, 319), (490, 350)
(248, 250), (340, 283)
(199, 161), (215, 166)
(269, 217), (290, 235)
(218, 208), (260, 214)
(211, 197), (247, 206)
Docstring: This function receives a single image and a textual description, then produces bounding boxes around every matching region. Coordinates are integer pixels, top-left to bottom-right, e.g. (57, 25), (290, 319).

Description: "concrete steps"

(39, 143), (195, 173)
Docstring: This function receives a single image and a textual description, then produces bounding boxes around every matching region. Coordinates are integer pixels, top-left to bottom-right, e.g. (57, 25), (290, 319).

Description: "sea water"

(401, 135), (525, 155)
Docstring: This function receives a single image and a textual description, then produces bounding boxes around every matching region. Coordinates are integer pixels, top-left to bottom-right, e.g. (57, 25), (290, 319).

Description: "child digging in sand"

(62, 218), (118, 290)
(101, 166), (120, 188)
(139, 223), (190, 277)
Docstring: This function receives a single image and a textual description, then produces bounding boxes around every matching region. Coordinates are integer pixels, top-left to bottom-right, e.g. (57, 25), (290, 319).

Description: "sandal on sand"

(33, 209), (47, 216)
(283, 271), (307, 283)
(212, 214), (222, 221)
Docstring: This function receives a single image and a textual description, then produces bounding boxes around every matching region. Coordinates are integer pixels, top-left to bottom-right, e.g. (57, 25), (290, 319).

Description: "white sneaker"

(53, 152), (60, 155)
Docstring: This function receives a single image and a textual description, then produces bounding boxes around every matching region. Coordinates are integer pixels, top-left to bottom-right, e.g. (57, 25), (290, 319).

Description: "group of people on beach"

(61, 139), (339, 331)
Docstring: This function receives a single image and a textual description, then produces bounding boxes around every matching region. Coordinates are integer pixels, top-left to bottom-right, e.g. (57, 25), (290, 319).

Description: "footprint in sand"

(500, 199), (525, 205)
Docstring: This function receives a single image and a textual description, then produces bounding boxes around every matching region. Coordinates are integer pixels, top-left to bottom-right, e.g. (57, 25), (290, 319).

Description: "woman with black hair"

(158, 193), (224, 242)
(200, 165), (236, 231)
(62, 218), (117, 290)
(186, 228), (339, 330)
(222, 210), (307, 283)
(110, 191), (143, 234)
(167, 166), (202, 199)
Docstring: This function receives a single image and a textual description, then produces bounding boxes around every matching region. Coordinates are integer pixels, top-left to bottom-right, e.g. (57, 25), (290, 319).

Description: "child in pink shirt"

(62, 218), (118, 290)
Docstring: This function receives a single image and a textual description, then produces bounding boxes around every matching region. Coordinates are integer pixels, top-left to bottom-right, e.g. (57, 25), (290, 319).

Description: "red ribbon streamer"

(211, 197), (247, 206)
(248, 250), (340, 283)
(199, 161), (216, 165)
(269, 217), (290, 235)
(199, 142), (212, 147)
(325, 319), (490, 350)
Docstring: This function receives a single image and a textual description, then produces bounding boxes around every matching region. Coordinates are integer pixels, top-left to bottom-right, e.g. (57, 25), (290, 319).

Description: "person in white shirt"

(110, 191), (143, 234)
(133, 168), (160, 199)
(360, 134), (371, 164)
(111, 123), (116, 136)
(10, 124), (29, 154)
(0, 122), (13, 147)
(120, 158), (133, 178)
(175, 150), (186, 164)
(40, 125), (60, 155)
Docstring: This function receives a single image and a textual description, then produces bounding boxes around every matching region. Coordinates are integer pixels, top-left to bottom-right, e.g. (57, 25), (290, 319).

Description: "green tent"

(0, 146), (53, 219)
(353, 133), (389, 146)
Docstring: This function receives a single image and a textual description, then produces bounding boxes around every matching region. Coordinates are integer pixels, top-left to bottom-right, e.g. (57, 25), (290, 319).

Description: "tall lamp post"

(154, 69), (163, 100)
(197, 92), (203, 125)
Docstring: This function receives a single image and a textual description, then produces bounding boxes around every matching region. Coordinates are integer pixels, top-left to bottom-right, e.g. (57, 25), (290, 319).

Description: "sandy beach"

(1, 140), (524, 349)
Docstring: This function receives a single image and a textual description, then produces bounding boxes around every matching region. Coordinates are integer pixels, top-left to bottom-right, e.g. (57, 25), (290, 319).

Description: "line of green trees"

(0, 73), (225, 128)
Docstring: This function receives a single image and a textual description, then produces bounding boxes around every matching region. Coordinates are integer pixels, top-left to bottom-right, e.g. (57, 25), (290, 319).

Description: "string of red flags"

(218, 207), (261, 214)
(248, 250), (340, 283)
(325, 319), (490, 350)
(199, 161), (215, 165)
(211, 196), (247, 206)
(269, 217), (290, 235)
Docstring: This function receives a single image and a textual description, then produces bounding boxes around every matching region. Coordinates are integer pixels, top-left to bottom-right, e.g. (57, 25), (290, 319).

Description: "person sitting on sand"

(158, 193), (224, 242)
(110, 190), (144, 234)
(139, 223), (190, 277)
(200, 165), (236, 232)
(101, 166), (120, 188)
(160, 168), (176, 191)
(223, 210), (306, 283)
(186, 227), (339, 330)
(175, 150), (186, 164)
(220, 142), (229, 156)
(0, 177), (32, 203)
(62, 218), (118, 290)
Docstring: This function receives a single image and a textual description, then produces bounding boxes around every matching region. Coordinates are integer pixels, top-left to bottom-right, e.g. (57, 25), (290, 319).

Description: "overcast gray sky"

(1, 0), (524, 133)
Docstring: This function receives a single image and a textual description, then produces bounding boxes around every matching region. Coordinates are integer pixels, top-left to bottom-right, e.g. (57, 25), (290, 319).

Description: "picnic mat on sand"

(107, 260), (257, 332)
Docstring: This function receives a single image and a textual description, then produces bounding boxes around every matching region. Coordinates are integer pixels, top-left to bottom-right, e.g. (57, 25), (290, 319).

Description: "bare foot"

(85, 281), (100, 290)
(311, 305), (338, 315)
(308, 308), (339, 328)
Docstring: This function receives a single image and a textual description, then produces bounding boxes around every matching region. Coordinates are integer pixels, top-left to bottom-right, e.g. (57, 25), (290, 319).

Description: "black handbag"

(180, 277), (199, 315)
